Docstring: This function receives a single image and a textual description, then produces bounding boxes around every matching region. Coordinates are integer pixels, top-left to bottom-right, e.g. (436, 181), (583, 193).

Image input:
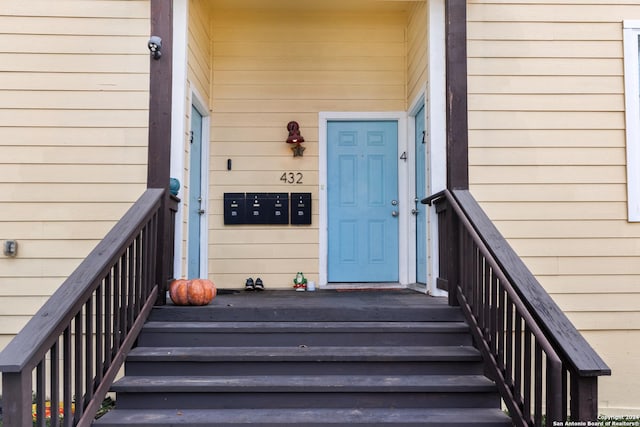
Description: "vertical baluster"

(136, 234), (143, 315)
(471, 238), (477, 315)
(562, 368), (569, 422)
(120, 251), (129, 337)
(105, 271), (113, 370)
(128, 240), (135, 328)
(95, 283), (104, 387)
(514, 312), (523, 406)
(471, 238), (478, 317)
(490, 274), (498, 355)
(113, 260), (121, 354)
(74, 312), (84, 423)
(483, 260), (491, 341)
(51, 340), (60, 427)
(85, 298), (94, 407)
(523, 325), (531, 423)
(477, 250), (483, 326)
(467, 233), (474, 307)
(497, 285), (506, 371)
(472, 243), (479, 319)
(458, 227), (465, 298)
(63, 327), (72, 427)
(505, 295), (514, 387)
(142, 222), (151, 298)
(150, 213), (159, 297)
(36, 359), (46, 427)
(147, 212), (158, 295)
(534, 342), (543, 427)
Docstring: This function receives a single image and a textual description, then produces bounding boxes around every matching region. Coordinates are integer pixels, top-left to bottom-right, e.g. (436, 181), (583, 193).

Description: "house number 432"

(280, 172), (303, 184)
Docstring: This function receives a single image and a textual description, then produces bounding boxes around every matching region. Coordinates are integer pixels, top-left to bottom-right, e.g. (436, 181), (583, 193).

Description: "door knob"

(391, 211), (399, 217)
(411, 209), (419, 216)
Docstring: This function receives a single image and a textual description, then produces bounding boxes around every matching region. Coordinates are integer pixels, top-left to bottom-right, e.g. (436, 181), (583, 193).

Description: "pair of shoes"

(245, 277), (264, 291)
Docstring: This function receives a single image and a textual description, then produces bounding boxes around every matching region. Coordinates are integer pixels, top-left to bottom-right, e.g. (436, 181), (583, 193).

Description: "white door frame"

(408, 91), (426, 291)
(319, 112), (409, 287)
(188, 90), (211, 279)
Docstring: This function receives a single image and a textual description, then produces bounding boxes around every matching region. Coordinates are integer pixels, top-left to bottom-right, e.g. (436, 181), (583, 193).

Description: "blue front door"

(327, 120), (399, 282)
(415, 105), (427, 284)
(188, 106), (203, 279)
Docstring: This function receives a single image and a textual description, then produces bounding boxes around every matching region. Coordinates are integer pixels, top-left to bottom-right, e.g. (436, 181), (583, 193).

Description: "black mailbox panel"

(223, 193), (245, 225)
(246, 193), (268, 224)
(267, 193), (289, 224)
(290, 192), (312, 225)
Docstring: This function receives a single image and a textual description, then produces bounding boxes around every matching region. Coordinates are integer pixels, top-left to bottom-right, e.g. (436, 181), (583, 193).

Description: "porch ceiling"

(209, 0), (423, 12)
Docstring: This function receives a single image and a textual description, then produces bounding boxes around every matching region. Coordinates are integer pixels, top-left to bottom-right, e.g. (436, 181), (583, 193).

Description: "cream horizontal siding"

(407, 1), (427, 104)
(207, 4), (408, 288)
(468, 0), (640, 413)
(0, 0), (150, 345)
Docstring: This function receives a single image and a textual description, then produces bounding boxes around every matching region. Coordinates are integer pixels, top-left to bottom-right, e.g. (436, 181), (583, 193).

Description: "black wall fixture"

(223, 192), (310, 225)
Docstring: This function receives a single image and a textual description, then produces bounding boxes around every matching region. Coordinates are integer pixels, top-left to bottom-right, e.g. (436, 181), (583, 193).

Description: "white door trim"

(190, 89), (210, 279)
(319, 111), (408, 287)
(408, 90), (426, 290)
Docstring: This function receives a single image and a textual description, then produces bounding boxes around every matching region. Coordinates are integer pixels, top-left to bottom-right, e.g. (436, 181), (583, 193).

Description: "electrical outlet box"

(3, 240), (18, 257)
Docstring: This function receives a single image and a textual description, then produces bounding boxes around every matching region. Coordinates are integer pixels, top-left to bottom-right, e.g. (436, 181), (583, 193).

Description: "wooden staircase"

(93, 290), (511, 426)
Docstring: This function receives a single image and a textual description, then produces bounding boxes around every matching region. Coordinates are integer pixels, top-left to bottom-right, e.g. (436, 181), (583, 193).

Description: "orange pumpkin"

(169, 279), (216, 306)
(188, 278), (216, 306)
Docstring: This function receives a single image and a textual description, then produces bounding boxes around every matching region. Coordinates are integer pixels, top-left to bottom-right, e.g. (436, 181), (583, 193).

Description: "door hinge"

(422, 130), (426, 144)
(190, 131), (194, 144)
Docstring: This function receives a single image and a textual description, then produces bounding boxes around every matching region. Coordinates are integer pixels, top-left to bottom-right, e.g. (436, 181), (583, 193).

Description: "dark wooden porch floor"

(151, 288), (460, 322)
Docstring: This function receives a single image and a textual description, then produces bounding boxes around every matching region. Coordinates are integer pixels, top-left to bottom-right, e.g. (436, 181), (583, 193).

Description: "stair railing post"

(2, 371), (33, 427)
(446, 197), (460, 306)
(571, 375), (599, 422)
(147, 0), (173, 305)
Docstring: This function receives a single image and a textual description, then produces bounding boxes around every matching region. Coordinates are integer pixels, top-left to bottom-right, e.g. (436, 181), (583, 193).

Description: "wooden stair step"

(126, 345), (483, 362)
(141, 320), (470, 333)
(94, 407), (512, 426)
(111, 374), (501, 410)
(137, 321), (472, 347)
(112, 374), (498, 393)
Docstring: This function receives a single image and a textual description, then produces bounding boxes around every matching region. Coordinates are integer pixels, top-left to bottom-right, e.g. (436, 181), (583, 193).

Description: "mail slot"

(245, 193), (268, 224)
(223, 193), (246, 225)
(267, 193), (289, 224)
(290, 192), (312, 225)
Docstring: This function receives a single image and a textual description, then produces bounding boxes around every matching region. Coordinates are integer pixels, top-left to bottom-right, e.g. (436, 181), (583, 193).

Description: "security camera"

(148, 36), (162, 59)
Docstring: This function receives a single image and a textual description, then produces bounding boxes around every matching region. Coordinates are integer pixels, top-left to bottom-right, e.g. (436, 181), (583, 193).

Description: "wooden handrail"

(451, 189), (610, 377)
(0, 188), (166, 426)
(424, 189), (610, 425)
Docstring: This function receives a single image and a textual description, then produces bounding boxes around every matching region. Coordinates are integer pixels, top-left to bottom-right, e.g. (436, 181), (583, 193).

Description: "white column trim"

(426, 0), (448, 296)
(171, 0), (188, 278)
